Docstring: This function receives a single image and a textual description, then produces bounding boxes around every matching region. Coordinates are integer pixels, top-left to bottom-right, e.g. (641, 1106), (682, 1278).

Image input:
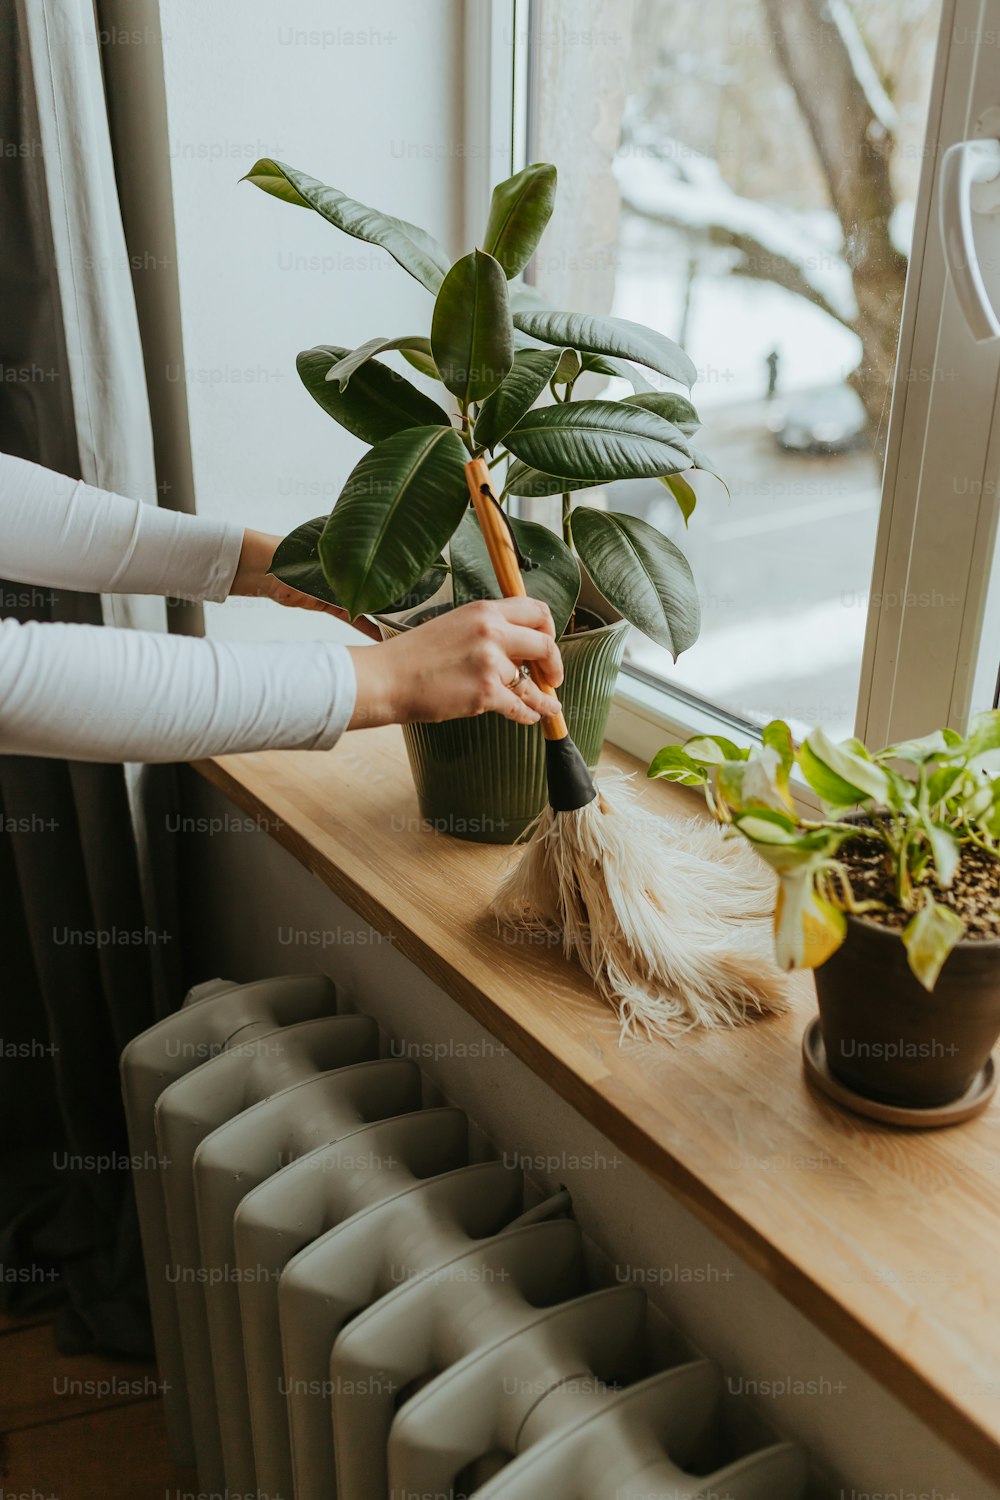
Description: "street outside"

(606, 392), (881, 741)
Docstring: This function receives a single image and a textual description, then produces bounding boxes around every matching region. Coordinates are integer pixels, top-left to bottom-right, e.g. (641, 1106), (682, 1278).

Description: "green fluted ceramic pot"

(375, 582), (630, 843)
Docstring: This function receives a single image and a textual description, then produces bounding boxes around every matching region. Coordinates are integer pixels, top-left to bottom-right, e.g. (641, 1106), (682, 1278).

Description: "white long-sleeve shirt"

(0, 453), (357, 762)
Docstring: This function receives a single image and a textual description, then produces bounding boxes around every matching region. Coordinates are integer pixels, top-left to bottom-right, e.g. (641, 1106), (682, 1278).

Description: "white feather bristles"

(493, 772), (789, 1039)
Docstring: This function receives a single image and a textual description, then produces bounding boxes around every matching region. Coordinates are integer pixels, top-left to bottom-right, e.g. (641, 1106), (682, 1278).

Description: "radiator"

(121, 976), (809, 1500)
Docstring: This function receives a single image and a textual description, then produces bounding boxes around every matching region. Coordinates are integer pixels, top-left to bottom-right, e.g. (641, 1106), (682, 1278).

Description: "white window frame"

(468, 0), (1000, 769)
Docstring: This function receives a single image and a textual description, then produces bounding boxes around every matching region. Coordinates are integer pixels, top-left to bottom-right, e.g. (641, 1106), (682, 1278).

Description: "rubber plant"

(649, 713), (1000, 990)
(243, 156), (724, 651)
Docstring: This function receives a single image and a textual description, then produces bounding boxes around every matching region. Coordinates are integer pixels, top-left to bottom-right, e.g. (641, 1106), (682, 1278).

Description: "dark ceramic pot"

(814, 912), (1000, 1107)
(374, 574), (630, 844)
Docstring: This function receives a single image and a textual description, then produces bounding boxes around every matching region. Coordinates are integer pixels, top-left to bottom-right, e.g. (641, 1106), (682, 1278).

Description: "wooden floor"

(0, 1310), (194, 1500)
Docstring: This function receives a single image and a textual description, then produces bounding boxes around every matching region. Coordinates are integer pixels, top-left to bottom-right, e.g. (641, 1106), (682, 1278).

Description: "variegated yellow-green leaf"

(762, 720), (795, 794)
(902, 899), (965, 990)
(920, 817), (960, 888)
(681, 734), (747, 765)
(800, 727), (891, 807)
(647, 745), (712, 787)
(878, 729), (952, 764)
(718, 749), (792, 815)
(773, 873), (847, 970)
(966, 710), (1000, 758)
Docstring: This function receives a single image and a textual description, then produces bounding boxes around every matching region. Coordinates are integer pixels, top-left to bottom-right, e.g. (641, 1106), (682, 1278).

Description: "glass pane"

(528, 0), (943, 739)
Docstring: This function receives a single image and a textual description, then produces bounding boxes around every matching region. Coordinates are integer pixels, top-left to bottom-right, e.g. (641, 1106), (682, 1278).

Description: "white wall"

(179, 770), (999, 1500)
(157, 0), (465, 642)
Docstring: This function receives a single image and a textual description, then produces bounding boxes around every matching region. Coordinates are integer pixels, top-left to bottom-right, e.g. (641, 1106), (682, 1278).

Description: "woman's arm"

(0, 452), (244, 603)
(0, 619), (356, 761)
(0, 599), (562, 762)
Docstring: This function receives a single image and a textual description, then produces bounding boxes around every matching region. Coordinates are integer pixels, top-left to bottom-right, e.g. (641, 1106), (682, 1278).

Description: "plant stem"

(561, 491), (573, 549)
(896, 828), (913, 908)
(457, 402), (475, 457)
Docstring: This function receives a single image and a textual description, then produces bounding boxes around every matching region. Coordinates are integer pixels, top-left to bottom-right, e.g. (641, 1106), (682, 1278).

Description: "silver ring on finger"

(505, 663), (531, 691)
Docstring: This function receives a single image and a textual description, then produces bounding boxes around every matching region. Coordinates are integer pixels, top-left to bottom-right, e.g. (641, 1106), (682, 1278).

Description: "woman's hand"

(230, 529), (381, 640)
(347, 598), (564, 730)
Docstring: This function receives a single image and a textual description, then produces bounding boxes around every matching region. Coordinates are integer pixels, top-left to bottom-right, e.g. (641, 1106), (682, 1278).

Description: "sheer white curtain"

(16, 0), (163, 636)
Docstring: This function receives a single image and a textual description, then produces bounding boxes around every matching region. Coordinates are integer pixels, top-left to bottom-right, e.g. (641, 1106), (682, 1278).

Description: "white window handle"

(939, 137), (1000, 343)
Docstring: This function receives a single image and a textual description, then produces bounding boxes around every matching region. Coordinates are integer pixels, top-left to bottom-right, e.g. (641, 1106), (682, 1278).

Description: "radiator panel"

(119, 974), (338, 1462)
(194, 1058), (422, 1493)
(331, 1218), (588, 1500)
(121, 976), (810, 1500)
(471, 1366), (810, 1500)
(155, 1014), (377, 1486)
(235, 1108), (470, 1500)
(278, 1159), (531, 1500)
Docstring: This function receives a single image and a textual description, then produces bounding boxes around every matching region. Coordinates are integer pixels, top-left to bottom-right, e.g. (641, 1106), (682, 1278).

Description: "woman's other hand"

(230, 529), (381, 640)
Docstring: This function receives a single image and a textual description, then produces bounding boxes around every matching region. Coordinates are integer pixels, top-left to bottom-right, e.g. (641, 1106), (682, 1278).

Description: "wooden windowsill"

(194, 729), (1000, 1482)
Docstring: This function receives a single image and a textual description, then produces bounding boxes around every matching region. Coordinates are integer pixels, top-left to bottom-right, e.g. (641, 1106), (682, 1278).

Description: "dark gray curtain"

(0, 0), (174, 1357)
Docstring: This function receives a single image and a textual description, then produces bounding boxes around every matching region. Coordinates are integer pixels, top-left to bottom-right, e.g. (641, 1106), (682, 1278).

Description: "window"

(482, 0), (1000, 754)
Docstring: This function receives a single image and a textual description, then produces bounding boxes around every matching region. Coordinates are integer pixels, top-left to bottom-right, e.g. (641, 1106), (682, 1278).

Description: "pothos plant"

(243, 156), (724, 648)
(649, 713), (1000, 991)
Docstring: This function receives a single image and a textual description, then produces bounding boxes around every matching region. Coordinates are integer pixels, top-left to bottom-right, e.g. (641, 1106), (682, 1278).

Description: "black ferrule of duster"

(544, 736), (598, 813)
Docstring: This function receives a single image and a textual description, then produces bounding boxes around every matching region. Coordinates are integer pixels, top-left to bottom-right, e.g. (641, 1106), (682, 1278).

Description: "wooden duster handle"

(464, 457), (569, 742)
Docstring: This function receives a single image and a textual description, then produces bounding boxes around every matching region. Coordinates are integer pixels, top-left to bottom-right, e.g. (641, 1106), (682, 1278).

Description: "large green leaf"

(449, 510), (580, 638)
(242, 158), (450, 293)
(505, 400), (692, 484)
(513, 310), (697, 387)
(483, 163), (557, 278)
(503, 462), (595, 499)
(269, 516), (446, 612)
(431, 249), (514, 406)
(297, 346), (449, 444)
(319, 425), (468, 618)
(622, 391), (701, 434)
(572, 507), (700, 657)
(474, 348), (562, 451)
(324, 336), (434, 391)
(579, 352), (654, 394)
(401, 346), (441, 380)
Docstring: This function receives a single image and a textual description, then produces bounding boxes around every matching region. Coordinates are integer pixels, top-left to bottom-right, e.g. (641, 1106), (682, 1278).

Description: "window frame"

(472, 0), (1000, 770)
